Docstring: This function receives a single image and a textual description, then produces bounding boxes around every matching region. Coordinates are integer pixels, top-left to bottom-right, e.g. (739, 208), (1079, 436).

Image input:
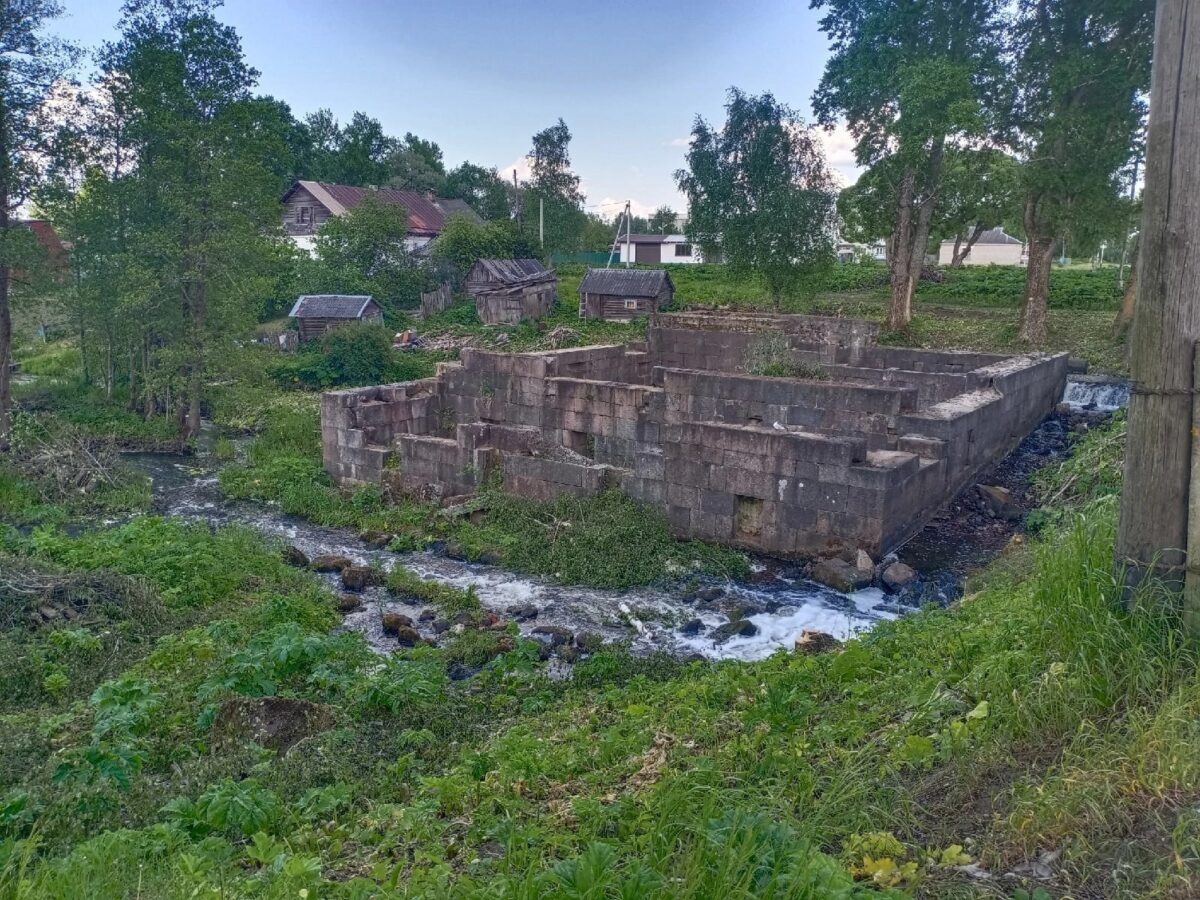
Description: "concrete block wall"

(319, 313), (1069, 560)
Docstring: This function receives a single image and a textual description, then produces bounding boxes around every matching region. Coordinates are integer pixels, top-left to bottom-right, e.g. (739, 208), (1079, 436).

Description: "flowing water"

(124, 377), (1128, 662)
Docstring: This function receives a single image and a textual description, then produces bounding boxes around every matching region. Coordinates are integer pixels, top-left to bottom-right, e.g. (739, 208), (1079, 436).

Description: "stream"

(122, 376), (1126, 663)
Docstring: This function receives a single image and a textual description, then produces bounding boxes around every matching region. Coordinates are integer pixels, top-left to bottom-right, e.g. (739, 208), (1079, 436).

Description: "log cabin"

(281, 181), (481, 254)
(465, 259), (558, 325)
(289, 295), (383, 342)
(578, 267), (675, 320)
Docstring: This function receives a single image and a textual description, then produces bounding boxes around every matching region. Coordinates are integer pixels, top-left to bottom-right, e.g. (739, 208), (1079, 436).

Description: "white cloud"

(593, 197), (659, 221)
(816, 121), (862, 187)
(499, 155), (533, 183)
(666, 135), (694, 148)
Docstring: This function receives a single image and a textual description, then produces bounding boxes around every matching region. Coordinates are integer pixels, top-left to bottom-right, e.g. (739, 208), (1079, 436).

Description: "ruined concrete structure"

(322, 311), (1068, 558)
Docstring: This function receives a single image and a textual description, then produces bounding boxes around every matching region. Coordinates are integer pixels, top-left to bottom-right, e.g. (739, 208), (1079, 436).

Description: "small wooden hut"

(578, 268), (675, 320)
(465, 259), (558, 325)
(288, 294), (383, 342)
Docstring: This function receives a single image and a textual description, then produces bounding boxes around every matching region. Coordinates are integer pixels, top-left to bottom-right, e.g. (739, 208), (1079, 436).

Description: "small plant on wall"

(743, 333), (828, 380)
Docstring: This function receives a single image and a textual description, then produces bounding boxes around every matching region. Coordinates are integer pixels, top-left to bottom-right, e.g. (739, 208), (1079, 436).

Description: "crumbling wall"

(320, 314), (1068, 558)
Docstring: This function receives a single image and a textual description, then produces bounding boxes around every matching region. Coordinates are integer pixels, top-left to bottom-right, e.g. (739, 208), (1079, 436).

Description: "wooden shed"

(465, 259), (558, 325)
(578, 268), (675, 320)
(288, 294), (383, 342)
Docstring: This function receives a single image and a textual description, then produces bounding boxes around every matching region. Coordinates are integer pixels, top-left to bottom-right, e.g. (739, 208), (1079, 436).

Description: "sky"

(54, 0), (860, 219)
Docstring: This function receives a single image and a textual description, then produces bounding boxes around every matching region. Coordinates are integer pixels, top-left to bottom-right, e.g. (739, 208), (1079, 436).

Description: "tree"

(386, 132), (445, 193)
(99, 0), (290, 437)
(1011, 0), (1153, 343)
(312, 195), (429, 312)
(1115, 0), (1200, 625)
(648, 205), (678, 234)
(934, 148), (1021, 266)
(443, 162), (510, 221)
(811, 0), (1006, 329)
(429, 215), (530, 282)
(676, 88), (836, 306)
(0, 0), (78, 446)
(521, 118), (586, 256)
(292, 109), (396, 186)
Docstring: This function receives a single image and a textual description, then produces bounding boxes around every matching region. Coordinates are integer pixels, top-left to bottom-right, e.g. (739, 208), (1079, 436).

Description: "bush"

(917, 265), (1122, 309)
(267, 325), (448, 390)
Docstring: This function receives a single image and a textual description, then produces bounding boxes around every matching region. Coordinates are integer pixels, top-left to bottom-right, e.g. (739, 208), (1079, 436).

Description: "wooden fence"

(419, 283), (454, 319)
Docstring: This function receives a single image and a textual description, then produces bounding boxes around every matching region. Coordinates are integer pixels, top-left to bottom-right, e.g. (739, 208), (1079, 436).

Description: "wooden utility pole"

(1116, 0), (1200, 621)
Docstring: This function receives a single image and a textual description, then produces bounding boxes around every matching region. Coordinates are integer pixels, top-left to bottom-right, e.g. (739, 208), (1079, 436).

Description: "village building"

(464, 259), (558, 325)
(578, 267), (675, 321)
(616, 234), (704, 264)
(938, 227), (1025, 267)
(281, 180), (481, 254)
(289, 294), (383, 342)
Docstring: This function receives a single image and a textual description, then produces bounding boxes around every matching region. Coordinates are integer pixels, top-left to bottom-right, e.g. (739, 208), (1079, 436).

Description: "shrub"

(917, 265), (1122, 309)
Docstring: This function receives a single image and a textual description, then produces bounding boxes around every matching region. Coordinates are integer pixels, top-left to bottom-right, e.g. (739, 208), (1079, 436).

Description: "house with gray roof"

(578, 267), (675, 320)
(288, 294), (383, 342)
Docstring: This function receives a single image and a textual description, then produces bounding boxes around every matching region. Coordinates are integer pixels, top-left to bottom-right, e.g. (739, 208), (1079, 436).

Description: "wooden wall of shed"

(284, 185), (334, 236)
(476, 285), (555, 325)
(580, 288), (672, 320)
(297, 312), (381, 342)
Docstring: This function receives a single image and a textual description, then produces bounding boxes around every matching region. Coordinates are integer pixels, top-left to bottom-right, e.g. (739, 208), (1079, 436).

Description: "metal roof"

(288, 295), (377, 318)
(975, 228), (1022, 245)
(469, 258), (552, 283)
(578, 267), (674, 298)
(285, 181), (482, 235)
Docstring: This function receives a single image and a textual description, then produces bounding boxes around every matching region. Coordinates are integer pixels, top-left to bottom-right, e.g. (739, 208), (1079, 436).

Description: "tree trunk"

(183, 278), (205, 440)
(952, 224), (988, 267)
(1117, 0), (1200, 611)
(1113, 247), (1138, 336)
(887, 167), (917, 331)
(1018, 193), (1053, 344)
(0, 256), (10, 452)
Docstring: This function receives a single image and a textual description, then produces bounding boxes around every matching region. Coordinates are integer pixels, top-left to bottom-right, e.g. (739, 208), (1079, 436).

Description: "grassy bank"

(6, 416), (1200, 897)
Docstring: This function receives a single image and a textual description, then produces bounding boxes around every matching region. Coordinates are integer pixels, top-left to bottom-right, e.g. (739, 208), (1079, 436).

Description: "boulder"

(381, 612), (414, 635)
(810, 557), (873, 593)
(211, 696), (333, 756)
(680, 618), (705, 636)
(692, 586), (725, 603)
(855, 549), (874, 574)
(340, 565), (376, 592)
(531, 624), (573, 647)
(555, 644), (580, 663)
(38, 605), (60, 622)
(282, 545), (309, 568)
(713, 618), (758, 642)
(977, 484), (1022, 521)
(337, 593), (364, 613)
(509, 602), (539, 621)
(431, 618), (450, 634)
(358, 531), (392, 550)
(393, 626), (421, 647)
(794, 629), (840, 654)
(418, 607), (437, 621)
(575, 631), (605, 652)
(881, 561), (917, 592)
(311, 554), (353, 574)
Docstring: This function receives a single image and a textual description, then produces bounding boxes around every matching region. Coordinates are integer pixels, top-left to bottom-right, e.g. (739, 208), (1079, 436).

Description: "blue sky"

(55, 0), (858, 218)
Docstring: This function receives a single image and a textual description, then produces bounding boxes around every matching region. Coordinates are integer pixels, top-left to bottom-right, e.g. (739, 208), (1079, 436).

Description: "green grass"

(4, 417), (1200, 897)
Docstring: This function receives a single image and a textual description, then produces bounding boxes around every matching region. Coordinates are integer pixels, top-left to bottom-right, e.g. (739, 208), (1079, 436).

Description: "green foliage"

(458, 488), (749, 588)
(309, 195), (432, 313)
(429, 216), (532, 281)
(268, 325), (449, 389)
(164, 778), (282, 839)
(678, 88), (837, 303)
(386, 567), (483, 618)
(918, 265), (1122, 309)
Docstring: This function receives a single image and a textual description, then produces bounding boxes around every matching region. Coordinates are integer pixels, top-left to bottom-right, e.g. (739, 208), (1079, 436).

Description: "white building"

(616, 234), (705, 265)
(938, 228), (1025, 266)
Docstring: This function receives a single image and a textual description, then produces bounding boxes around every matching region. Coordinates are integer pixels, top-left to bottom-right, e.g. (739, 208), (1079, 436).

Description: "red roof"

(287, 181), (480, 236)
(16, 219), (67, 268)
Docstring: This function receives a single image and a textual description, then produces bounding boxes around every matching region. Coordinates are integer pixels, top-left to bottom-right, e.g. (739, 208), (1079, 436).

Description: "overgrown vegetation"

(4, 417), (1199, 896)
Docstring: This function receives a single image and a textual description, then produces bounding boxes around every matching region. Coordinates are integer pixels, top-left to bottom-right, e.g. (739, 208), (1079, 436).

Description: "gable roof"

(284, 181), (482, 235)
(288, 294), (378, 318)
(975, 228), (1022, 245)
(578, 267), (674, 298)
(468, 258), (551, 283)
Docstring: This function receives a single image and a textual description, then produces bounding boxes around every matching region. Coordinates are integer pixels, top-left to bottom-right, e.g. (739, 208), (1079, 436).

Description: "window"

(296, 206), (312, 225)
(674, 243), (692, 257)
(623, 298), (639, 310)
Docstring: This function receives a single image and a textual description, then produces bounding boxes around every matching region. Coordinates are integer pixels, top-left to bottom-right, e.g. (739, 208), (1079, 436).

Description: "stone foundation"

(321, 311), (1069, 559)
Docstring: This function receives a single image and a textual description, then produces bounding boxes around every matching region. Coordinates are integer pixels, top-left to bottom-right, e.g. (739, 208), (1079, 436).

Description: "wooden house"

(465, 259), (558, 325)
(281, 180), (481, 254)
(578, 268), (674, 320)
(288, 294), (383, 342)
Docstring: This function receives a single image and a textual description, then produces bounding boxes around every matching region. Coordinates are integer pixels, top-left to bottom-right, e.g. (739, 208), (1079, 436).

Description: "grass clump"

(917, 264), (1123, 310)
(386, 566), (482, 618)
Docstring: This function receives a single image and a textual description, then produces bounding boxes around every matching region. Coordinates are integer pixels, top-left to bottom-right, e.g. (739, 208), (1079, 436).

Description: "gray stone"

(509, 602), (539, 621)
(713, 618), (758, 641)
(881, 561), (917, 592)
(680, 618), (705, 636)
(531, 624), (573, 646)
(794, 629), (840, 654)
(340, 565), (376, 592)
(977, 484), (1021, 521)
(810, 557), (872, 593)
(311, 554), (353, 574)
(337, 593), (363, 613)
(381, 612), (414, 634)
